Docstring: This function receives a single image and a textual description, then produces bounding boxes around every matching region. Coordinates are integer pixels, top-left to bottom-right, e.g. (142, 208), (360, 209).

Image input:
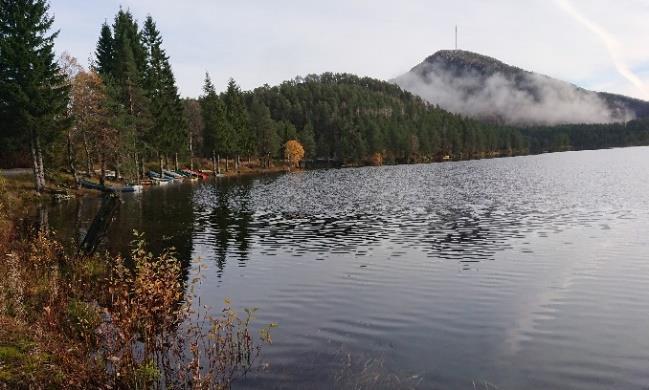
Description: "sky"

(48, 0), (649, 100)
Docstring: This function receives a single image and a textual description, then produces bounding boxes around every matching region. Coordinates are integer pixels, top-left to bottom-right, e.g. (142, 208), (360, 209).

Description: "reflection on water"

(38, 147), (649, 389)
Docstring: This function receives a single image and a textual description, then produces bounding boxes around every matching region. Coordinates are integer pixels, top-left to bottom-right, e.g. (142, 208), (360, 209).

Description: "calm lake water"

(38, 147), (649, 389)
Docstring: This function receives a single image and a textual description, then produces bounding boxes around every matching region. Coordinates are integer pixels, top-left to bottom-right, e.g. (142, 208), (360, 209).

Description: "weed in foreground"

(0, 228), (276, 389)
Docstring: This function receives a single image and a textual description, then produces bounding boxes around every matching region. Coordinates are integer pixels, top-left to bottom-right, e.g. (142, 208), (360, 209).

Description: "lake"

(37, 147), (649, 389)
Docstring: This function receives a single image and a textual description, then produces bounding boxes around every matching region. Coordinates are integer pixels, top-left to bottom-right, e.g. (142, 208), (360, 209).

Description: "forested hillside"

(244, 73), (527, 164)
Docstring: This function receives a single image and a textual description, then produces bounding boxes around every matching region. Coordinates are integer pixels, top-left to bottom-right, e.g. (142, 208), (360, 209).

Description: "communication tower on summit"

(455, 25), (458, 50)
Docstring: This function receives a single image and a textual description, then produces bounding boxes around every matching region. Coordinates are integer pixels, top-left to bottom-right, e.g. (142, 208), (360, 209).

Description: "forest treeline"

(2, 1), (649, 191)
(523, 119), (649, 153)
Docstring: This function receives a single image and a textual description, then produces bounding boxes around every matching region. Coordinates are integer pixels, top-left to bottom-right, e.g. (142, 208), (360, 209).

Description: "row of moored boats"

(80, 169), (216, 193)
(146, 169), (211, 185)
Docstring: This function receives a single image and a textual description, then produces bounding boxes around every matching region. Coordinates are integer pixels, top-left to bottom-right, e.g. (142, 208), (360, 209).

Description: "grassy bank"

(0, 174), (275, 389)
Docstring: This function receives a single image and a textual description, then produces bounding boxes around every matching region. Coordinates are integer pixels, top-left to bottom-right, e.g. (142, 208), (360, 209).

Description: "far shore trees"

(0, 0), (70, 191)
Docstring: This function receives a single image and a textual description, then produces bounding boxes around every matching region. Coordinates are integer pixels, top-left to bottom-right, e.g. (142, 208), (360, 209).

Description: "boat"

(151, 178), (169, 185)
(148, 171), (174, 182)
(120, 184), (143, 193)
(80, 179), (107, 191)
(81, 179), (143, 193)
(200, 169), (225, 178)
(182, 169), (209, 180)
(163, 169), (185, 180)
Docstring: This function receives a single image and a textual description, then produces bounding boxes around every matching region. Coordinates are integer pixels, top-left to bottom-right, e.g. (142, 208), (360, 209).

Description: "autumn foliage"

(370, 152), (383, 166)
(285, 140), (305, 169)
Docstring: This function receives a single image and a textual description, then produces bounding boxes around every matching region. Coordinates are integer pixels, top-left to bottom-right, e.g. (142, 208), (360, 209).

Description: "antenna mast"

(455, 25), (458, 50)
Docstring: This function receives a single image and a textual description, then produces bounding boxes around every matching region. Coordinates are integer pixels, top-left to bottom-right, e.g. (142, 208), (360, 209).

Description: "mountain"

(393, 50), (649, 126)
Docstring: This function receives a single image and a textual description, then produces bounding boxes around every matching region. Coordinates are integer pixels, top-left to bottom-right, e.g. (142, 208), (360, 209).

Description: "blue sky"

(49, 0), (649, 99)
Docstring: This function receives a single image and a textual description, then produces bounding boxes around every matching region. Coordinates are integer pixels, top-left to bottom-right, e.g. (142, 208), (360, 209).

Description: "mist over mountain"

(394, 50), (649, 126)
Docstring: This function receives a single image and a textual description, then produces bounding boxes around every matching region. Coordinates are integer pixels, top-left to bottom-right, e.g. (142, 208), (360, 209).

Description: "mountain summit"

(394, 50), (649, 126)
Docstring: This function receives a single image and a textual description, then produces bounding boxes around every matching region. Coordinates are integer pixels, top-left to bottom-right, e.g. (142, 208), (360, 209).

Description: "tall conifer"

(200, 73), (228, 157)
(142, 16), (186, 161)
(0, 0), (70, 191)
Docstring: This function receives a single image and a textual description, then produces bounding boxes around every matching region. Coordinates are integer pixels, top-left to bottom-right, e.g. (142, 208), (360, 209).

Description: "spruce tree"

(95, 9), (152, 180)
(0, 0), (70, 191)
(223, 78), (248, 158)
(94, 22), (114, 77)
(200, 73), (228, 157)
(249, 97), (279, 163)
(142, 15), (186, 164)
(299, 121), (316, 158)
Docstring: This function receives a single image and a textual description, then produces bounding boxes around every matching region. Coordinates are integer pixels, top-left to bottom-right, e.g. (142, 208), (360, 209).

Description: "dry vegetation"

(0, 178), (275, 389)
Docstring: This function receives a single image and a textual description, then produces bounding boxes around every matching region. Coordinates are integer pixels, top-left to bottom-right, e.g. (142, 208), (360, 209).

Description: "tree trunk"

(134, 151), (140, 183)
(216, 154), (221, 175)
(212, 151), (217, 176)
(67, 129), (80, 188)
(30, 132), (44, 192)
(235, 155), (240, 172)
(140, 156), (145, 181)
(115, 152), (121, 182)
(83, 133), (92, 176)
(174, 153), (179, 171)
(38, 205), (49, 234)
(189, 130), (194, 171)
(225, 156), (229, 172)
(159, 153), (164, 179)
(100, 154), (106, 186)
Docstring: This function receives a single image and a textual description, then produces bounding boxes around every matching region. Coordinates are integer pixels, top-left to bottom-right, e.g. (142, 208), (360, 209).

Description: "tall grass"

(0, 224), (275, 389)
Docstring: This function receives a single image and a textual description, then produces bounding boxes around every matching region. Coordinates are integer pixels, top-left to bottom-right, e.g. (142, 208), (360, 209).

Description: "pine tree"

(142, 16), (186, 164)
(112, 9), (146, 81)
(299, 121), (316, 158)
(94, 22), (114, 77)
(201, 73), (228, 157)
(0, 0), (70, 191)
(94, 9), (152, 181)
(249, 97), (279, 164)
(223, 78), (249, 158)
(183, 98), (204, 170)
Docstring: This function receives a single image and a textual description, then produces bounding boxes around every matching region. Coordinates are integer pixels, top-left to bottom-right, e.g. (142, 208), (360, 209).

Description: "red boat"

(182, 168), (209, 180)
